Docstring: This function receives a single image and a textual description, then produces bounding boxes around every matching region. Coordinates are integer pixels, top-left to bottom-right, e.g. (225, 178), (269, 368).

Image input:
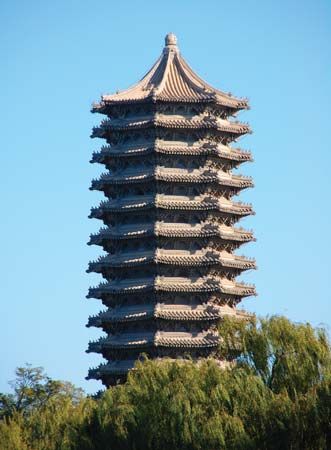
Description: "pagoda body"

(87, 34), (256, 387)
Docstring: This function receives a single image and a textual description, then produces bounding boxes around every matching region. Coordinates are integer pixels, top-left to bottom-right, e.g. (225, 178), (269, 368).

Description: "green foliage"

(220, 315), (331, 397)
(1, 316), (330, 450)
(0, 364), (92, 450)
(0, 364), (84, 419)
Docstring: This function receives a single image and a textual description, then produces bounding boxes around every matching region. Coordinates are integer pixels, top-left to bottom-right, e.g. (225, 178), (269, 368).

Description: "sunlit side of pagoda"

(86, 33), (256, 387)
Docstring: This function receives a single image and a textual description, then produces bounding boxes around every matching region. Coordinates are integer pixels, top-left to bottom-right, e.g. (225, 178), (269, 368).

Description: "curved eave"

(87, 304), (250, 327)
(89, 196), (254, 218)
(86, 360), (136, 379)
(87, 306), (154, 326)
(90, 143), (253, 163)
(87, 251), (256, 272)
(91, 96), (216, 111)
(156, 334), (219, 348)
(92, 95), (248, 112)
(152, 225), (255, 241)
(86, 356), (237, 380)
(88, 224), (255, 245)
(87, 332), (220, 353)
(87, 277), (256, 299)
(90, 170), (253, 189)
(91, 117), (251, 138)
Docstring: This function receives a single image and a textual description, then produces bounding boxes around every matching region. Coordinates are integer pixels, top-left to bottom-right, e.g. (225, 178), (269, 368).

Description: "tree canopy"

(1, 315), (330, 450)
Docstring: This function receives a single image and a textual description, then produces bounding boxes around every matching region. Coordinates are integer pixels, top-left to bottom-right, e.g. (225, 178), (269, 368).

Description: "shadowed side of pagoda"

(86, 33), (256, 387)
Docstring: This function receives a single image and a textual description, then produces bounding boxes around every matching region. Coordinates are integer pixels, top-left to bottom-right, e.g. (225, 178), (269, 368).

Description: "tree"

(219, 315), (331, 396)
(0, 365), (92, 450)
(0, 316), (330, 450)
(0, 364), (84, 419)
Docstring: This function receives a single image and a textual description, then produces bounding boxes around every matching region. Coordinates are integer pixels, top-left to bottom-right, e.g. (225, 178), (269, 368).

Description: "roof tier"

(91, 141), (252, 165)
(92, 34), (248, 112)
(87, 358), (233, 380)
(91, 115), (250, 139)
(87, 303), (251, 327)
(87, 249), (256, 272)
(87, 330), (220, 354)
(87, 360), (136, 379)
(89, 223), (254, 245)
(87, 276), (256, 299)
(90, 167), (253, 190)
(89, 194), (254, 219)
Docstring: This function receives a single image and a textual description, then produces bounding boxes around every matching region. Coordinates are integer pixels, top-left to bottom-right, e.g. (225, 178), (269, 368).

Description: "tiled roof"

(87, 357), (234, 380)
(89, 194), (253, 217)
(91, 141), (252, 162)
(87, 331), (220, 353)
(91, 115), (251, 138)
(86, 360), (136, 379)
(87, 276), (256, 298)
(91, 167), (253, 189)
(92, 34), (248, 110)
(87, 248), (256, 271)
(88, 223), (254, 244)
(87, 303), (250, 326)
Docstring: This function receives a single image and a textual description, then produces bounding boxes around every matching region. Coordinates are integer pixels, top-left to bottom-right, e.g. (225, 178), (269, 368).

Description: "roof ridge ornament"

(164, 32), (178, 53)
(165, 32), (177, 46)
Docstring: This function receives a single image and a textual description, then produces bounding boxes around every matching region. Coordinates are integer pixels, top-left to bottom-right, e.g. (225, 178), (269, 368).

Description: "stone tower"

(86, 34), (256, 386)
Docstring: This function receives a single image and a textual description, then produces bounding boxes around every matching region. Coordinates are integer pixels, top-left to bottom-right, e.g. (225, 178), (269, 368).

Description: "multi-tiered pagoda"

(86, 33), (256, 387)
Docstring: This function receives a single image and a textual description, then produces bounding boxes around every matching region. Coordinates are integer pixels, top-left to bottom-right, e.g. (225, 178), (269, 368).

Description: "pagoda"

(86, 33), (256, 387)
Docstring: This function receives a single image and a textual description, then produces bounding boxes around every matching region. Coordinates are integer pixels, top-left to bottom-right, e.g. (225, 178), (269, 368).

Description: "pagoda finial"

(165, 33), (178, 48)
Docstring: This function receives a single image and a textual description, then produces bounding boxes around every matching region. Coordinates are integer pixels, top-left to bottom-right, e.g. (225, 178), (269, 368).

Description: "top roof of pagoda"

(93, 33), (248, 111)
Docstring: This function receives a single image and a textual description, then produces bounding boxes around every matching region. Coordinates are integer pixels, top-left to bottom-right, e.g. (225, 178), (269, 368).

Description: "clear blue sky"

(1, 0), (330, 394)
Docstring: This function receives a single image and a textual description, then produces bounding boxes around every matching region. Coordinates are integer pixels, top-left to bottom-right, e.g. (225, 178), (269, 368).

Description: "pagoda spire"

(87, 34), (256, 386)
(164, 32), (178, 47)
(163, 32), (179, 56)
